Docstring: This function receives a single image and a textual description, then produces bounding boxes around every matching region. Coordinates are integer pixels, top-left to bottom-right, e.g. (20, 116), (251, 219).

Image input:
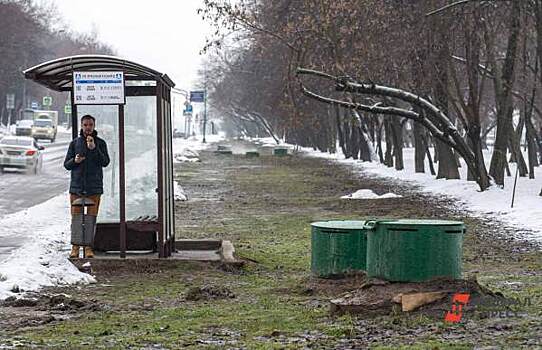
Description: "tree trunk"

(351, 110), (373, 161)
(384, 118), (394, 167)
(414, 120), (425, 173)
(328, 109), (337, 153)
(335, 105), (347, 157)
(423, 134), (436, 176)
(466, 125), (491, 189)
(391, 118), (404, 171)
(525, 115), (539, 179)
(350, 125), (360, 160)
(489, 0), (521, 186)
(436, 140), (460, 179)
(376, 119), (385, 163)
(507, 114), (528, 177)
(358, 126), (373, 161)
(432, 21), (459, 179)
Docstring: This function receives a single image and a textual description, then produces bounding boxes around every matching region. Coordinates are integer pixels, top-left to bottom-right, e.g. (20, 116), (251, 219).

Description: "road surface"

(0, 132), (71, 261)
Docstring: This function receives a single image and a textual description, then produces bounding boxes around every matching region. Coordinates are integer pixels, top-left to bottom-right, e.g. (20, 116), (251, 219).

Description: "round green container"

(274, 148), (288, 156)
(366, 219), (464, 282)
(311, 220), (368, 278)
(246, 151), (260, 157)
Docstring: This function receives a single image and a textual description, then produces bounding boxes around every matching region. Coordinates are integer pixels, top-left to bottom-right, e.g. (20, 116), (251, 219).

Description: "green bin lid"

(311, 220), (367, 230)
(382, 219), (464, 226)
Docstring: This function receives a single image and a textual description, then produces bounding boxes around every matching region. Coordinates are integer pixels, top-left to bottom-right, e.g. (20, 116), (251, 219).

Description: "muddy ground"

(0, 141), (541, 349)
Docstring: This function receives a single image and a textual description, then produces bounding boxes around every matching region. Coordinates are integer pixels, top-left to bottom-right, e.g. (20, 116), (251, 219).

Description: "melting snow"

(341, 189), (402, 199)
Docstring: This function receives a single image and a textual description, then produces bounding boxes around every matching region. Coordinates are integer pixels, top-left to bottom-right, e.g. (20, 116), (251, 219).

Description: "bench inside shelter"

(94, 216), (159, 252)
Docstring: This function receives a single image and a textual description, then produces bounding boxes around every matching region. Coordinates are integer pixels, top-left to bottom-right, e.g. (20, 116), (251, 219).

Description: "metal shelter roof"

(23, 55), (175, 91)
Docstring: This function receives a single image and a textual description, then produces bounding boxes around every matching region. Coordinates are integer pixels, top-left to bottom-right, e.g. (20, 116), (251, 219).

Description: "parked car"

(173, 128), (186, 138)
(15, 120), (34, 136)
(31, 118), (57, 142)
(0, 136), (44, 174)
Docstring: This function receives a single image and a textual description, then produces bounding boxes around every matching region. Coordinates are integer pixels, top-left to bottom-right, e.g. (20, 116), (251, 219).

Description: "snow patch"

(174, 180), (188, 201)
(0, 194), (95, 301)
(174, 148), (201, 163)
(341, 189), (402, 199)
(173, 134), (225, 153)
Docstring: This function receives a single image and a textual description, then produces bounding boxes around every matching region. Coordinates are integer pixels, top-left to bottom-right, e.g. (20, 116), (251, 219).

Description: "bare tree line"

(0, 0), (114, 125)
(200, 0), (542, 192)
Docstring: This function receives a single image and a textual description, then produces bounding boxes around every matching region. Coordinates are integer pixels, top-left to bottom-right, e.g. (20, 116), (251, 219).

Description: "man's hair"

(81, 114), (95, 123)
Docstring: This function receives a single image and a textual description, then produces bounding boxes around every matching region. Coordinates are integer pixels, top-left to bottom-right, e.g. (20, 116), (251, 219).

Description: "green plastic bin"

(274, 148), (288, 156)
(245, 151), (260, 157)
(311, 220), (368, 278)
(215, 145), (233, 155)
(365, 219), (464, 282)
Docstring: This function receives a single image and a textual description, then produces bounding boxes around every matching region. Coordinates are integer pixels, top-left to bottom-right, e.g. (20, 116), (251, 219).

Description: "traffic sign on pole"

(190, 90), (205, 103)
(64, 105), (72, 114)
(43, 96), (53, 106)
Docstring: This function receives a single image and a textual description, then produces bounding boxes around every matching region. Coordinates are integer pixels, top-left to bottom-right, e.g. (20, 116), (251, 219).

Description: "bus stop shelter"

(24, 55), (176, 258)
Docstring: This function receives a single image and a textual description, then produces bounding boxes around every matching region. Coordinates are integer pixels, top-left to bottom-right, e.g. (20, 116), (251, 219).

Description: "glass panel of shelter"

(76, 105), (120, 223)
(76, 95), (158, 225)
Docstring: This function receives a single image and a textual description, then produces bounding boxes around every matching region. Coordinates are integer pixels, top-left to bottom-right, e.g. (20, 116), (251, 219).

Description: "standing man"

(64, 115), (110, 258)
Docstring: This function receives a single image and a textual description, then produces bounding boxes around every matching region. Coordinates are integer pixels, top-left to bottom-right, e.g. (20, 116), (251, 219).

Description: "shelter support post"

(119, 104), (127, 258)
(157, 82), (165, 258)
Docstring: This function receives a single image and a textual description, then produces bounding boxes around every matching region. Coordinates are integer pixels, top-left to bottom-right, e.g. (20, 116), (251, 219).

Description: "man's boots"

(69, 245), (80, 258)
(84, 246), (94, 258)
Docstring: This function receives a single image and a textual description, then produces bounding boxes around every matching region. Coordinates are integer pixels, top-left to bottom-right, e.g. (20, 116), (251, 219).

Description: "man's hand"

(75, 154), (86, 164)
(86, 136), (96, 150)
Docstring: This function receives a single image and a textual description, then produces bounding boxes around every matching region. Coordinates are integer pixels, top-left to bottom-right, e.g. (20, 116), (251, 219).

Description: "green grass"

(3, 150), (541, 349)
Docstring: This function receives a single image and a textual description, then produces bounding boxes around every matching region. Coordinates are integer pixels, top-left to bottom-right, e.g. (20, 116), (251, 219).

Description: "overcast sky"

(52, 0), (212, 91)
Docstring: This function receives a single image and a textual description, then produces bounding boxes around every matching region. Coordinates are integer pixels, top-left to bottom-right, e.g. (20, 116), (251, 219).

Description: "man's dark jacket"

(64, 130), (110, 195)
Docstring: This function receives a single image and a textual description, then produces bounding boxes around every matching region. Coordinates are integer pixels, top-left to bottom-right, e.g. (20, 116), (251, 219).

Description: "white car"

(0, 136), (44, 174)
(15, 120), (34, 136)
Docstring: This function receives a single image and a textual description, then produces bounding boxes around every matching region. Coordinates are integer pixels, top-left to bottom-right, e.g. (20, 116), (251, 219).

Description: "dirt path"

(1, 141), (540, 349)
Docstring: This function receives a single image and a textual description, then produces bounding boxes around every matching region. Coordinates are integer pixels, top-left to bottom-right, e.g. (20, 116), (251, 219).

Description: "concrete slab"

(68, 240), (243, 266)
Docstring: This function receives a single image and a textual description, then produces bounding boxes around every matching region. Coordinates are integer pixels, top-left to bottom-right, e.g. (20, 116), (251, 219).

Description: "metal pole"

(156, 83), (165, 258)
(71, 92), (78, 140)
(22, 75), (26, 112)
(511, 163), (519, 208)
(203, 69), (207, 143)
(119, 104), (126, 258)
(6, 109), (11, 130)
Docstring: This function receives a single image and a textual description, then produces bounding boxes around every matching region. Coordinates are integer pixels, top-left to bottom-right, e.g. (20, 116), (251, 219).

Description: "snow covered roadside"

(0, 194), (95, 300)
(172, 133), (225, 153)
(303, 146), (542, 243)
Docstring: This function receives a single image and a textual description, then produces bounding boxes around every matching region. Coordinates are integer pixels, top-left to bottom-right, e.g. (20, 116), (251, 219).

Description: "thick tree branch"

(296, 67), (489, 190)
(425, 0), (473, 17)
(299, 83), (456, 150)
